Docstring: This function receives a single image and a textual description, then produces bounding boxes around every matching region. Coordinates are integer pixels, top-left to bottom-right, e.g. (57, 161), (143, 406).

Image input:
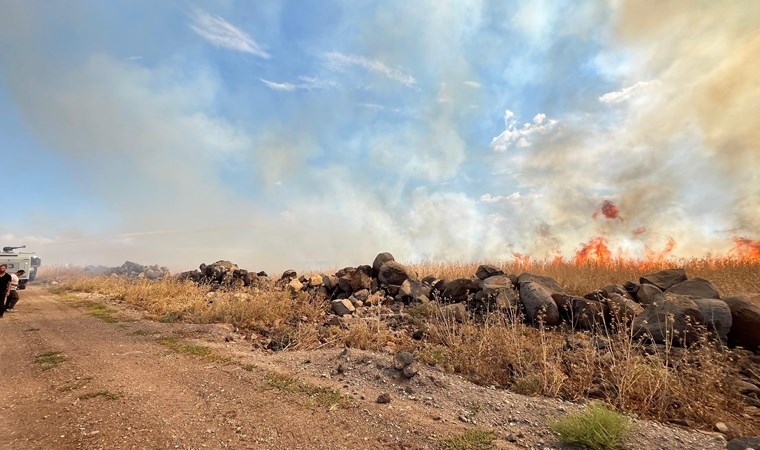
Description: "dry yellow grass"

(412, 258), (760, 296)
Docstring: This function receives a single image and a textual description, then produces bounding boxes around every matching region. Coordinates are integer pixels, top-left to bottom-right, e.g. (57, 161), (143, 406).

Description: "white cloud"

(324, 51), (416, 86)
(490, 109), (558, 152)
(464, 80), (481, 88)
(260, 76), (335, 92)
(260, 79), (296, 91)
(190, 9), (270, 58)
(479, 193), (521, 203)
(599, 80), (661, 103)
(357, 103), (384, 110)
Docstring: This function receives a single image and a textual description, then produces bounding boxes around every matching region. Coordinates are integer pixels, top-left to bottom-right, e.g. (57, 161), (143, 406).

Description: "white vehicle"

(0, 245), (41, 289)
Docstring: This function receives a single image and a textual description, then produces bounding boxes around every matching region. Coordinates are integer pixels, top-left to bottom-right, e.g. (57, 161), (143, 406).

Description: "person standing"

(0, 264), (11, 318)
(5, 269), (24, 312)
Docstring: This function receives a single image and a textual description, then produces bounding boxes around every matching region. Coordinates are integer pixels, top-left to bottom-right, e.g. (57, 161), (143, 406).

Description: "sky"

(1, 0), (758, 272)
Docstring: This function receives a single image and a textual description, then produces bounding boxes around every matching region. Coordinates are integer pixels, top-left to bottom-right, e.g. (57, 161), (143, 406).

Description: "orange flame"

(592, 200), (621, 220)
(732, 237), (760, 261)
(574, 237), (613, 264)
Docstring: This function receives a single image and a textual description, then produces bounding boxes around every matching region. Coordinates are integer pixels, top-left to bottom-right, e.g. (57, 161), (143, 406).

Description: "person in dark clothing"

(0, 264), (11, 318)
(5, 269), (24, 311)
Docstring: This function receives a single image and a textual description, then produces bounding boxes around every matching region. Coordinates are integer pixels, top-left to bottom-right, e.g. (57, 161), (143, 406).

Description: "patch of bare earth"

(0, 287), (727, 449)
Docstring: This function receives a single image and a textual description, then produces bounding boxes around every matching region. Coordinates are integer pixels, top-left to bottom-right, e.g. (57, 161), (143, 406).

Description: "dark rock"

(376, 393), (391, 404)
(692, 298), (732, 342)
(624, 281), (640, 297)
(520, 282), (560, 326)
(422, 275), (438, 285)
(724, 295), (760, 351)
(402, 363), (419, 378)
(372, 252), (395, 275)
(393, 351), (415, 370)
(517, 273), (563, 295)
(440, 278), (480, 303)
(353, 289), (370, 302)
(378, 261), (418, 286)
(322, 274), (339, 291)
(477, 275), (519, 310)
(666, 278), (721, 299)
(331, 299), (355, 316)
(635, 283), (662, 305)
(584, 290), (607, 302)
(606, 293), (644, 326)
(727, 437), (760, 450)
(633, 293), (732, 345)
(281, 269), (297, 281)
(349, 269), (372, 292)
(601, 284), (635, 301)
(399, 280), (431, 304)
(475, 264), (504, 280)
(204, 260), (238, 283)
(555, 295), (607, 330)
(436, 303), (467, 323)
(640, 268), (687, 291)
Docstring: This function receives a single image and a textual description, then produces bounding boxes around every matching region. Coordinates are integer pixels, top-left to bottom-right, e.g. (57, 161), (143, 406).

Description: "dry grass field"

(37, 258), (760, 434)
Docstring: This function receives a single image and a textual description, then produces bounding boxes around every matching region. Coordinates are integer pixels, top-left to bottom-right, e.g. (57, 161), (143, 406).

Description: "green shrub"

(441, 429), (496, 450)
(551, 402), (630, 450)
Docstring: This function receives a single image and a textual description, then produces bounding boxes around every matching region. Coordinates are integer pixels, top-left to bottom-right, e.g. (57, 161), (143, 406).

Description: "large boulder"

(727, 437), (760, 450)
(633, 293), (732, 345)
(475, 275), (518, 311)
(692, 298), (732, 342)
(724, 295), (760, 351)
(517, 273), (564, 295)
(440, 278), (480, 303)
(435, 303), (467, 323)
(204, 260), (238, 283)
(665, 278), (721, 299)
(399, 280), (431, 304)
(640, 269), (687, 291)
(372, 252), (395, 276)
(338, 268), (372, 293)
(554, 295), (607, 330)
(378, 261), (418, 286)
(633, 294), (702, 345)
(475, 264), (504, 280)
(519, 281), (560, 326)
(600, 284), (636, 301)
(635, 283), (662, 305)
(606, 293), (644, 326)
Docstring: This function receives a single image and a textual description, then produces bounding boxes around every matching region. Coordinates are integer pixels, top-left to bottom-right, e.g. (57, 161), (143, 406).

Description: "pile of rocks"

(84, 261), (170, 280)
(274, 254), (760, 352)
(177, 260), (271, 289)
(175, 253), (760, 354)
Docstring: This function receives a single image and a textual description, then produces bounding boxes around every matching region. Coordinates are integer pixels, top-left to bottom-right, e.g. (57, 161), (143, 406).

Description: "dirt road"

(0, 287), (448, 450)
(0, 287), (728, 450)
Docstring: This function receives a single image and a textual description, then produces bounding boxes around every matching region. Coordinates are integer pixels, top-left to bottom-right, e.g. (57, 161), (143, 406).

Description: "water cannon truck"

(0, 245), (42, 289)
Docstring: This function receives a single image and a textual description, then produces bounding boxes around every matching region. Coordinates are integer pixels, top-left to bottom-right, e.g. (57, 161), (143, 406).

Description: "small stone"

(376, 393), (391, 404)
(714, 422), (729, 434)
(506, 433), (518, 443)
(402, 363), (419, 378)
(393, 351), (415, 370)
